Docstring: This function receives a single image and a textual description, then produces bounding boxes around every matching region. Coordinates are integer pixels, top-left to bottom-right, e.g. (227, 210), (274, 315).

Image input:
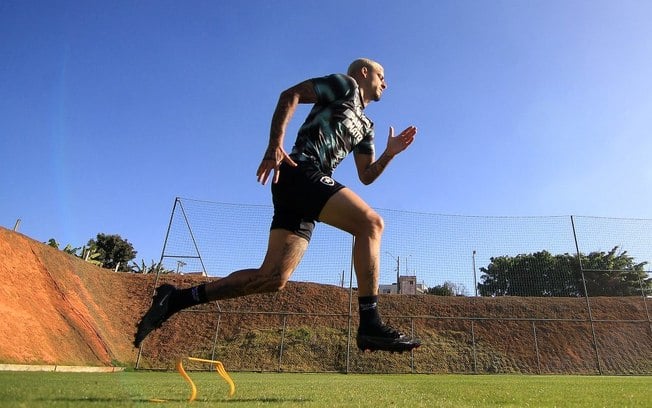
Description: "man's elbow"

(278, 88), (299, 106)
(359, 175), (374, 185)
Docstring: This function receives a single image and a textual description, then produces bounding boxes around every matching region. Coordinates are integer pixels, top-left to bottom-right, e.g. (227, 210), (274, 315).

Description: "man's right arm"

(257, 80), (317, 185)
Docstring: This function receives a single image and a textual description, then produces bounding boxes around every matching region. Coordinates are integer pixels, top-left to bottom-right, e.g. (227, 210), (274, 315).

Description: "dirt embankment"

(1, 227), (650, 374)
(0, 227), (150, 365)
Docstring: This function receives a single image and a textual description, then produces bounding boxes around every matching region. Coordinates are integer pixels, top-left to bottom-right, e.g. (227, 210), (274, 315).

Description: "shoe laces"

(378, 322), (402, 337)
(360, 321), (402, 338)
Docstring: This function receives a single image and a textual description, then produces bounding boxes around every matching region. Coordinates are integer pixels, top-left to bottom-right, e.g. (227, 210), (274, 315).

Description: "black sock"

(358, 295), (382, 329)
(167, 284), (208, 316)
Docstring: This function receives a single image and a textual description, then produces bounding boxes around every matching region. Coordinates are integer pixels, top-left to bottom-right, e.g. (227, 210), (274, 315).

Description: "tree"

(46, 239), (81, 256)
(130, 259), (173, 274)
(81, 245), (103, 267)
(86, 233), (137, 271)
(61, 244), (81, 256)
(581, 247), (649, 296)
(477, 250), (578, 297)
(46, 238), (59, 249)
(477, 246), (650, 297)
(427, 281), (455, 296)
(426, 281), (468, 296)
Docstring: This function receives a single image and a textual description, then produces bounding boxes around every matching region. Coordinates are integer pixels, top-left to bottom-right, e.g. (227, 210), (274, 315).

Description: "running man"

(135, 58), (420, 352)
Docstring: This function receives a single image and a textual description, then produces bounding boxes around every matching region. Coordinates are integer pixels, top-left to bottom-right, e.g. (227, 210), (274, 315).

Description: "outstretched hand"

(256, 145), (297, 185)
(386, 126), (417, 156)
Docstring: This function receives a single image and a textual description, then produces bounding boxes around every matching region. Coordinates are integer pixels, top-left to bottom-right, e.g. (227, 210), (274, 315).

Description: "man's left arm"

(356, 126), (417, 185)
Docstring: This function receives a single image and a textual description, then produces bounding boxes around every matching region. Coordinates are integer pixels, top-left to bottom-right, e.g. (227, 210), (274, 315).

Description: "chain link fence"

(136, 198), (652, 374)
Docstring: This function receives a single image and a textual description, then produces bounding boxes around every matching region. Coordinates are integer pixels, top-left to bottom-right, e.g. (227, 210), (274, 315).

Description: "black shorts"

(271, 162), (345, 241)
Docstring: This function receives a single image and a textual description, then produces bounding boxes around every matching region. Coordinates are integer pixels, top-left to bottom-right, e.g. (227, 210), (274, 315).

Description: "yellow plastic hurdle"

(176, 357), (236, 402)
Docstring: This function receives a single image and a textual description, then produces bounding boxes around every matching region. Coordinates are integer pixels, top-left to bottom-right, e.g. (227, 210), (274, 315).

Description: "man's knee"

(260, 265), (292, 292)
(270, 271), (290, 291)
(362, 209), (384, 238)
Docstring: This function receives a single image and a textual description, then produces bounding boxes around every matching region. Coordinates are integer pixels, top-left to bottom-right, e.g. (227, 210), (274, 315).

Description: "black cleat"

(134, 284), (176, 348)
(356, 323), (421, 353)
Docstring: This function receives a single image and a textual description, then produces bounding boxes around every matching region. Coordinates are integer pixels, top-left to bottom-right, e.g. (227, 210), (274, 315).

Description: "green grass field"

(0, 371), (649, 407)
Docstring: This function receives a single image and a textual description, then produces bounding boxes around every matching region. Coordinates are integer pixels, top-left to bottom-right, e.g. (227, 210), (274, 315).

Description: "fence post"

(410, 317), (415, 373)
(210, 313), (222, 367)
(471, 319), (478, 374)
(636, 276), (652, 337)
(571, 215), (603, 375)
(135, 199), (180, 370)
(177, 198), (209, 277)
(345, 235), (356, 374)
(532, 320), (541, 374)
(278, 314), (288, 372)
(472, 250), (478, 297)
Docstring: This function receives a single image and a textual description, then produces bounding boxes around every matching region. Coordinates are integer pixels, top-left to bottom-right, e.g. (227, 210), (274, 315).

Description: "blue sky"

(2, 0), (652, 264)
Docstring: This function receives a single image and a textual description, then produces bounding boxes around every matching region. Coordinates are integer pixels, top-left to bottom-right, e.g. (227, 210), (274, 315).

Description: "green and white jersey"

(290, 74), (375, 175)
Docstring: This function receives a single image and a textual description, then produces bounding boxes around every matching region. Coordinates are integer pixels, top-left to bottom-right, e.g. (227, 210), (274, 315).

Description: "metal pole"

(571, 215), (603, 374)
(178, 199), (209, 277)
(345, 235), (355, 373)
(410, 317), (415, 373)
(532, 320), (541, 374)
(386, 251), (401, 293)
(397, 256), (400, 293)
(405, 254), (411, 275)
(136, 197), (179, 370)
(473, 250), (478, 297)
(638, 276), (652, 336)
(210, 314), (222, 367)
(471, 320), (478, 373)
(278, 314), (288, 372)
(155, 197), (179, 288)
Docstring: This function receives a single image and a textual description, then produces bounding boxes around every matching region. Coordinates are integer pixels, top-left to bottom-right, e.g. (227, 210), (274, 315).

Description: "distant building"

(183, 271), (208, 277)
(378, 283), (398, 294)
(415, 281), (428, 294)
(399, 275), (417, 295)
(379, 276), (428, 295)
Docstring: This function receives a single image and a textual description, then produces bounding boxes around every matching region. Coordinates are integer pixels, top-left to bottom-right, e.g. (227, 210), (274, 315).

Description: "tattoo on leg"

(207, 238), (306, 300)
(365, 152), (393, 183)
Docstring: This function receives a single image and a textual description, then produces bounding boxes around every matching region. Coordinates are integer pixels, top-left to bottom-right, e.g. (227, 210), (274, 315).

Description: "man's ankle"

(167, 285), (207, 315)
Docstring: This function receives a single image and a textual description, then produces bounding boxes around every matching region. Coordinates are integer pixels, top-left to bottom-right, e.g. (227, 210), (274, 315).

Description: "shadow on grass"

(223, 398), (313, 404)
(35, 397), (314, 404)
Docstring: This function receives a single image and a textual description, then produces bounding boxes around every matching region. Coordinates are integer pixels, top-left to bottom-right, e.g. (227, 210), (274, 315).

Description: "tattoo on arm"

(268, 80), (317, 150)
(363, 152), (394, 184)
(268, 94), (296, 149)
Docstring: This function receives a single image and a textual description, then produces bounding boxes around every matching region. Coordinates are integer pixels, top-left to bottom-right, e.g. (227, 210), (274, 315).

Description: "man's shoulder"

(323, 73), (356, 87)
(311, 72), (355, 85)
(312, 74), (357, 102)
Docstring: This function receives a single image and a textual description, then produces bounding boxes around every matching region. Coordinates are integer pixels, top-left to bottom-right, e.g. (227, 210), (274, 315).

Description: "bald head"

(347, 58), (383, 77)
(347, 58), (386, 104)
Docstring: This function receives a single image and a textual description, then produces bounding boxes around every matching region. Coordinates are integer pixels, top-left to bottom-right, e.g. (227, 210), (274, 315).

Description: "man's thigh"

(318, 188), (375, 235)
(260, 228), (309, 278)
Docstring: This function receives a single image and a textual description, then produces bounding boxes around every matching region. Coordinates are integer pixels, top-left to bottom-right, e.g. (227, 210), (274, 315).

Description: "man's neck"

(357, 86), (368, 109)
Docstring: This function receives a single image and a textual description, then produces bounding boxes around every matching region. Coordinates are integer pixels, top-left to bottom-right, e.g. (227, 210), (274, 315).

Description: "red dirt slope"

(0, 227), (151, 365)
(1, 227), (651, 374)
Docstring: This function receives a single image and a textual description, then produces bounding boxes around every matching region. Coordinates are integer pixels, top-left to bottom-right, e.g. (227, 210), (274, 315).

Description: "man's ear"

(360, 66), (368, 78)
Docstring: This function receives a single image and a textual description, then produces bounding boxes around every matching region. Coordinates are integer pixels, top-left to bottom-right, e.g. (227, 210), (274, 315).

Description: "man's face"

(365, 65), (387, 102)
